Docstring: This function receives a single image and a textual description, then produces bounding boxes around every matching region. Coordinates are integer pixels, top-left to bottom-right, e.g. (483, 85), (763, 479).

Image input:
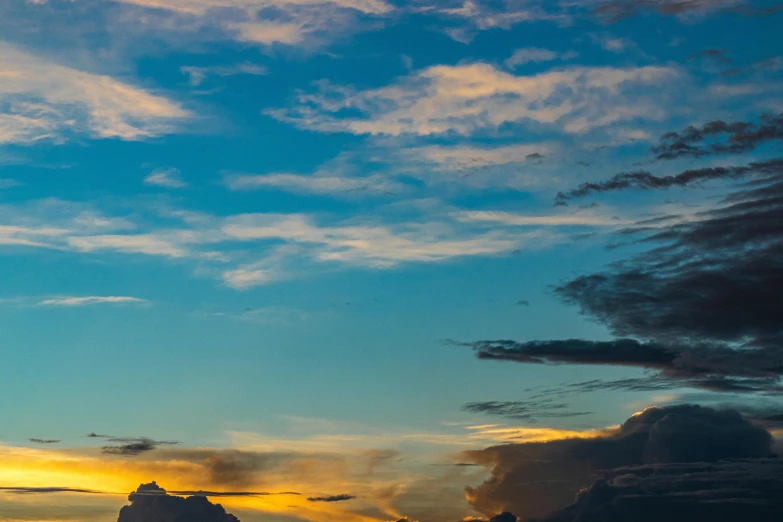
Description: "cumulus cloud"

(269, 63), (678, 136)
(462, 405), (776, 519)
(530, 459), (783, 522)
(0, 42), (189, 144)
(118, 482), (241, 522)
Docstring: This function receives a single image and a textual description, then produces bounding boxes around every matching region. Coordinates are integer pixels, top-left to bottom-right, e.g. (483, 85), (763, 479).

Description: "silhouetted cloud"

(28, 438), (60, 444)
(462, 400), (592, 421)
(529, 459), (783, 522)
(555, 157), (783, 203)
(592, 0), (783, 23)
(653, 112), (783, 160)
(0, 486), (105, 494)
(463, 405), (776, 520)
(484, 158), (783, 394)
(307, 494), (357, 502)
(118, 482), (241, 522)
(100, 437), (180, 456)
(516, 300), (530, 306)
(459, 338), (783, 392)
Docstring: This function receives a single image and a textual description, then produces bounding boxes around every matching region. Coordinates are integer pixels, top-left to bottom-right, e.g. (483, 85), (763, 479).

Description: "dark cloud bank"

(455, 114), (783, 522)
(463, 405), (782, 522)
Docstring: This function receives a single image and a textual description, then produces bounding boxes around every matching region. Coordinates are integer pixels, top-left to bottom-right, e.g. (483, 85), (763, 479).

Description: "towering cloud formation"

(117, 482), (241, 522)
(463, 405), (779, 520)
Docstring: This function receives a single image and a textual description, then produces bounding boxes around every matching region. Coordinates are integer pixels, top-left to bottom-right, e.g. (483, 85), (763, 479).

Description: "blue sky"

(1, 1), (782, 521)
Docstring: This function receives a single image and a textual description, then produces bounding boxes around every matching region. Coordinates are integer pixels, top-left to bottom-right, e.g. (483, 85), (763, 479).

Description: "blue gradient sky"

(1, 1), (782, 521)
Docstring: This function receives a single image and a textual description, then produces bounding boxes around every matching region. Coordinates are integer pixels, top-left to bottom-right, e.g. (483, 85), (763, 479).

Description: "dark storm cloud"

(554, 157), (783, 203)
(459, 338), (783, 391)
(462, 405), (775, 520)
(29, 438), (60, 444)
(653, 112), (783, 160)
(307, 494), (357, 502)
(118, 482), (241, 522)
(101, 437), (180, 456)
(529, 459), (783, 522)
(0, 486), (105, 495)
(591, 0), (783, 22)
(461, 400), (592, 420)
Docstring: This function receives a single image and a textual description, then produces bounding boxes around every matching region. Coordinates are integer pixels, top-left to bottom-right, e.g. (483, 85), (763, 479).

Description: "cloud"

(224, 172), (401, 197)
(530, 459), (783, 522)
(504, 48), (573, 69)
(119, 482), (240, 522)
(269, 63), (678, 136)
(459, 338), (783, 392)
(652, 112), (783, 160)
(102, 0), (393, 49)
(100, 437), (180, 456)
(0, 486), (105, 494)
(462, 405), (775, 519)
(37, 296), (148, 307)
(307, 494), (357, 502)
(181, 63), (267, 87)
(461, 400), (592, 421)
(554, 157), (783, 203)
(590, 0), (753, 22)
(0, 42), (189, 144)
(28, 438), (61, 444)
(145, 168), (188, 189)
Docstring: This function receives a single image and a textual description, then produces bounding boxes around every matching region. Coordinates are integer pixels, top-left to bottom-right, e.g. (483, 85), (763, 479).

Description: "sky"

(1, 1), (783, 522)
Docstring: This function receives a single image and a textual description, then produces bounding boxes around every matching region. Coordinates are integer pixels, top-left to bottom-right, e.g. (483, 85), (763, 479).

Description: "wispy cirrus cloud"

(180, 62), (267, 87)
(269, 63), (679, 137)
(37, 296), (149, 307)
(0, 42), (189, 144)
(144, 168), (188, 189)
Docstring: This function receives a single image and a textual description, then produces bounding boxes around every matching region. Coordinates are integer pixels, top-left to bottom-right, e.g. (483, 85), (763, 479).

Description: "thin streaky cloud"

(38, 296), (149, 307)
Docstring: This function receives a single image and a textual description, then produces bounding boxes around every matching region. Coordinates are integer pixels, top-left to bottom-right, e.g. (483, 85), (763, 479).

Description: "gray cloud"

(307, 494), (357, 502)
(463, 405), (776, 520)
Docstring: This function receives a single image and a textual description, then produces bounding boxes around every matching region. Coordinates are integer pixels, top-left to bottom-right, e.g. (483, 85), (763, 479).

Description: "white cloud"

(144, 168), (188, 189)
(504, 48), (576, 69)
(181, 63), (267, 87)
(590, 33), (634, 54)
(455, 210), (630, 226)
(270, 63), (679, 137)
(0, 42), (189, 144)
(224, 172), (401, 196)
(67, 234), (188, 258)
(407, 143), (553, 168)
(38, 296), (149, 307)
(106, 0), (393, 47)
